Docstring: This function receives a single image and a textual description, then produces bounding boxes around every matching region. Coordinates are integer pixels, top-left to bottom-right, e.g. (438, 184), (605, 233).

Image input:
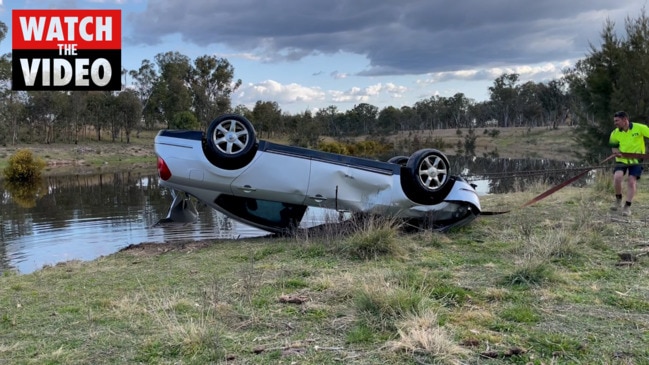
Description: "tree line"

(0, 10), (648, 162)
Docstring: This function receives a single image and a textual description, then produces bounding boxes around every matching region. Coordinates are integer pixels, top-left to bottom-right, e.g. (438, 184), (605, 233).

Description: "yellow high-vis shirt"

(609, 122), (649, 164)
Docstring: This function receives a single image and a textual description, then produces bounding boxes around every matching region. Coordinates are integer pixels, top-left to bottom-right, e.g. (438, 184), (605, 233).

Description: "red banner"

(12, 9), (122, 90)
(12, 9), (121, 50)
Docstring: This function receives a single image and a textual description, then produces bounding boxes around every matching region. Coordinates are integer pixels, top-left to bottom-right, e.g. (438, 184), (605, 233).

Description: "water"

(0, 170), (268, 274)
(1, 156), (589, 274)
(451, 156), (590, 194)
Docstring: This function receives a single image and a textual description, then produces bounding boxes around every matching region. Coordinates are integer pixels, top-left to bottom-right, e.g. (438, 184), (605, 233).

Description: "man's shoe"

(622, 205), (632, 216)
(611, 199), (623, 211)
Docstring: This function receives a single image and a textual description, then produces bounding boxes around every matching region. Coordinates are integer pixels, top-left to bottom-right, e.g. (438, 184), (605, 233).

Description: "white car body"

(154, 114), (481, 234)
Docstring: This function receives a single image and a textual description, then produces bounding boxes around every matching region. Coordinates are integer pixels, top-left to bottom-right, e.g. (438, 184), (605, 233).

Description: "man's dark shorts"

(614, 163), (643, 179)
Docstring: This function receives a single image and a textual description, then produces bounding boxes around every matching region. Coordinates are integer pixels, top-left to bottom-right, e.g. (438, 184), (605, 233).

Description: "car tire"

(406, 149), (450, 193)
(387, 155), (409, 166)
(204, 114), (257, 169)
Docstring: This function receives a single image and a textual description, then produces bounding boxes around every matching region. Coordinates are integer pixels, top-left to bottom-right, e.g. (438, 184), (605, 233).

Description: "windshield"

(214, 195), (307, 233)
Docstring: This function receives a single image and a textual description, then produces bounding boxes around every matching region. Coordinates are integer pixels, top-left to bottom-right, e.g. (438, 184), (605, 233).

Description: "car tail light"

(157, 157), (172, 181)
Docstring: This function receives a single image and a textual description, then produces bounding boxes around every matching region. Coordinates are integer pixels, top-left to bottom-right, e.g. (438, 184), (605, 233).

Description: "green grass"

(2, 180), (649, 364)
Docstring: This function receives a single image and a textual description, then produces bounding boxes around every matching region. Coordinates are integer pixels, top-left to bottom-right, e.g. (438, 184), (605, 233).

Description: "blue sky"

(0, 0), (644, 114)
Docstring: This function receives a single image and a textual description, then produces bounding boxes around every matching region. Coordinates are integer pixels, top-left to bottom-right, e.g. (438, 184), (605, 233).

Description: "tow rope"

(480, 153), (645, 215)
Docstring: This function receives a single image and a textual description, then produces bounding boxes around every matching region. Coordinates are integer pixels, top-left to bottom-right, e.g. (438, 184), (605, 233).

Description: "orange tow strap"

(480, 153), (645, 215)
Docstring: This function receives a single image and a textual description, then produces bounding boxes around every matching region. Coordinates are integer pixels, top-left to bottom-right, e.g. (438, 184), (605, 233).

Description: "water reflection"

(451, 156), (590, 194)
(4, 178), (46, 208)
(0, 170), (267, 274)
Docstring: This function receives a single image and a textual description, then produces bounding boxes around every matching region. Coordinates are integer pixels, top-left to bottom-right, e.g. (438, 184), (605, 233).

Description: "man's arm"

(609, 131), (621, 156)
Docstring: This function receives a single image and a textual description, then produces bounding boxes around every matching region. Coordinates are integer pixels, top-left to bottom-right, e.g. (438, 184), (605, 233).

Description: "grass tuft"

(336, 214), (405, 260)
(503, 261), (557, 287)
(354, 271), (433, 331)
(387, 309), (469, 364)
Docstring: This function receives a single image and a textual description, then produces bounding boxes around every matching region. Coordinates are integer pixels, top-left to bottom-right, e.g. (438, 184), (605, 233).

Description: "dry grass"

(387, 125), (582, 161)
(388, 309), (469, 364)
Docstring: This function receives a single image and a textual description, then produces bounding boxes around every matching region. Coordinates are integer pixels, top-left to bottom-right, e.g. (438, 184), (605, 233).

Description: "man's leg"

(614, 169), (625, 195)
(612, 169), (625, 211)
(626, 175), (638, 204)
(621, 165), (642, 216)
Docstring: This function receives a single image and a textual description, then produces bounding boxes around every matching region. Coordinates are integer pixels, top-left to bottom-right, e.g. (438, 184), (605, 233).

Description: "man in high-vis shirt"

(609, 111), (649, 216)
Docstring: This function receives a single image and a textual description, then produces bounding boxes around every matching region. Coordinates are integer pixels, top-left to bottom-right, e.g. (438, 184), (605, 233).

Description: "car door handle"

(237, 185), (256, 193)
(309, 194), (327, 203)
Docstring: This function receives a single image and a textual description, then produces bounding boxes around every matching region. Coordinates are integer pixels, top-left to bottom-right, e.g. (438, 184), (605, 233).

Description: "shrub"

(317, 141), (349, 155)
(339, 215), (403, 260)
(3, 149), (46, 183)
(170, 111), (199, 130)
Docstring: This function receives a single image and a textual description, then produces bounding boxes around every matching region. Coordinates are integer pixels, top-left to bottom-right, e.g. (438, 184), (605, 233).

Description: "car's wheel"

(387, 155), (409, 166)
(204, 114), (257, 169)
(405, 149), (450, 193)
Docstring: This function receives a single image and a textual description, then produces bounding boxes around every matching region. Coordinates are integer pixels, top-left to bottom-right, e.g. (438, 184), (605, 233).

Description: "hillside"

(386, 125), (584, 162)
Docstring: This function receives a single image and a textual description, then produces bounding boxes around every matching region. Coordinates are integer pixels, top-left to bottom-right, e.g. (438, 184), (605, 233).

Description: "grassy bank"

(2, 172), (648, 364)
(0, 130), (159, 174)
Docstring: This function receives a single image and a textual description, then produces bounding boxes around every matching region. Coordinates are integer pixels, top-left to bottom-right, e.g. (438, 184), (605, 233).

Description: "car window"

(215, 195), (307, 230)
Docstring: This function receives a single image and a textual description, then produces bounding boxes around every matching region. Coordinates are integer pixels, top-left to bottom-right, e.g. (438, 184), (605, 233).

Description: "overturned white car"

(154, 114), (481, 234)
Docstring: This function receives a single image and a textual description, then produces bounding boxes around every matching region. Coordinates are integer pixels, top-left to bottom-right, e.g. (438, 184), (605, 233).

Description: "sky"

(0, 0), (645, 114)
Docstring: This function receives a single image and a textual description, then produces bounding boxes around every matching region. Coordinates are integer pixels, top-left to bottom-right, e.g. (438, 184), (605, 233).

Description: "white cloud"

(328, 82), (408, 103)
(330, 71), (348, 79)
(417, 61), (572, 86)
(236, 79), (325, 106)
(233, 80), (411, 111)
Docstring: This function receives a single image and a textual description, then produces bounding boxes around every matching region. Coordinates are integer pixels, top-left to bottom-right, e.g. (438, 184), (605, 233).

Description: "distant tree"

(191, 55), (241, 128)
(26, 91), (68, 143)
(489, 73), (520, 127)
(347, 103), (378, 135)
(414, 97), (439, 130)
(251, 100), (282, 138)
(233, 104), (251, 117)
(86, 91), (111, 141)
(469, 100), (495, 127)
(0, 39), (28, 145)
(315, 105), (341, 136)
(538, 79), (569, 129)
(116, 89), (142, 142)
(565, 10), (649, 162)
(65, 91), (88, 142)
(288, 110), (322, 147)
(128, 59), (158, 129)
(151, 51), (192, 128)
(446, 93), (471, 128)
(517, 81), (543, 126)
(399, 105), (419, 131)
(613, 10), (649, 122)
(377, 106), (401, 133)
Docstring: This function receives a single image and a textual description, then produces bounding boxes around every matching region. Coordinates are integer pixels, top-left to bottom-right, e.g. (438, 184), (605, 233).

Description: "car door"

(305, 160), (394, 212)
(230, 151), (310, 205)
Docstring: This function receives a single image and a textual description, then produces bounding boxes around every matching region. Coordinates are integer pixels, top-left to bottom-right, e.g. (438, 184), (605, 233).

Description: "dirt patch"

(119, 241), (213, 257)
